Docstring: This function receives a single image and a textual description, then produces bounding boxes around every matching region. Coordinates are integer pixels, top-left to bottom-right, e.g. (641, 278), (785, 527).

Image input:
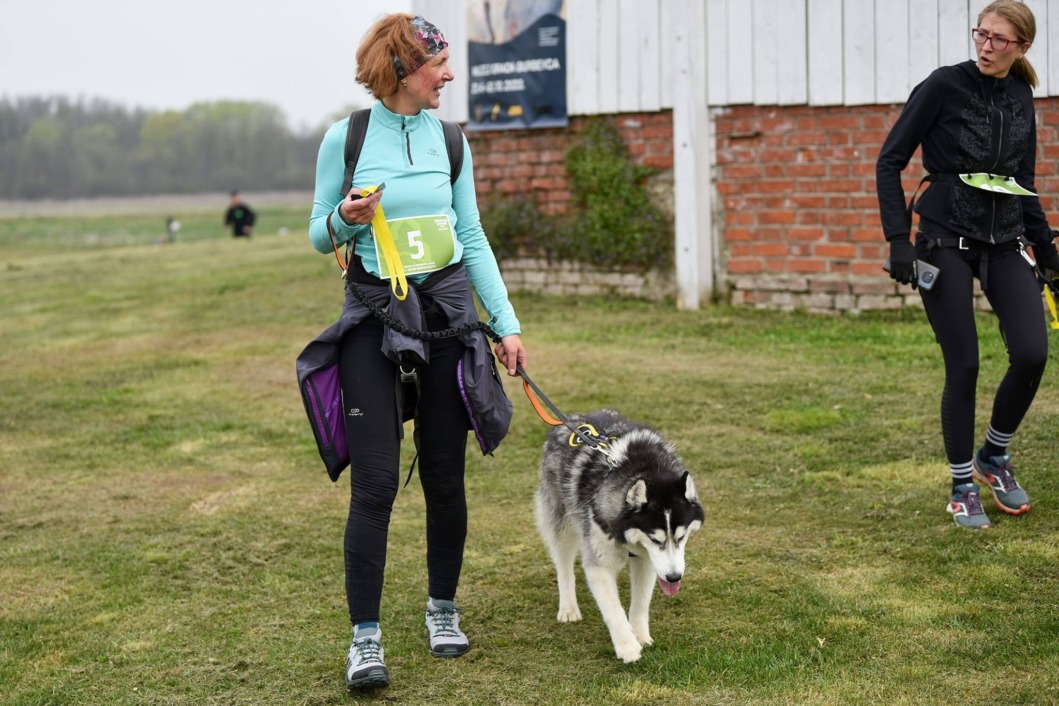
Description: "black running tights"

(338, 315), (469, 626)
(919, 246), (1048, 467)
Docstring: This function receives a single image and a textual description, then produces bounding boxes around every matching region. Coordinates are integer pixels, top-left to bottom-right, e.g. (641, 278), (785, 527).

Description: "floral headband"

(393, 16), (448, 80)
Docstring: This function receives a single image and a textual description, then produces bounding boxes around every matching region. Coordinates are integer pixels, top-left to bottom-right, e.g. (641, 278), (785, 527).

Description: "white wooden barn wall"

(415, 0), (1059, 124)
(411, 0), (1057, 308)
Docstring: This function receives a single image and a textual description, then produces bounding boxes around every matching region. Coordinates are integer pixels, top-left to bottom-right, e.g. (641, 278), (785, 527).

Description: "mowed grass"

(3, 202), (1059, 705)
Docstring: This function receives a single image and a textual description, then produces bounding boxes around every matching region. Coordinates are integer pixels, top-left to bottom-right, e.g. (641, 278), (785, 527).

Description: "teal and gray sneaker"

(425, 599), (470, 657)
(947, 483), (991, 529)
(972, 450), (1030, 515)
(345, 628), (389, 689)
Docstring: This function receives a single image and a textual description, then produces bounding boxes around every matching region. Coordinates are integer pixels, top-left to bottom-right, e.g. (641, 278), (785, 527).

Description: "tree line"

(0, 96), (351, 200)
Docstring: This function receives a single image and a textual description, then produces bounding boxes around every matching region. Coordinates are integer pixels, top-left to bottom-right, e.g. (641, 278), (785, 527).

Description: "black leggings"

(919, 245), (1048, 466)
(339, 314), (470, 626)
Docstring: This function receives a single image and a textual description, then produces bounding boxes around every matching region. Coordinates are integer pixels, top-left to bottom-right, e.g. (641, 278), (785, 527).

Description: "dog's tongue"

(658, 577), (681, 596)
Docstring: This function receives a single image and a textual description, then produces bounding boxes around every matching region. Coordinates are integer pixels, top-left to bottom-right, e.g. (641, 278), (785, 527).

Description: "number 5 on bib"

(375, 214), (457, 279)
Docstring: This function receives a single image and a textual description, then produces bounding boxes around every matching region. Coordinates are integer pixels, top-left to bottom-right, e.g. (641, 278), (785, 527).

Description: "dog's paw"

(557, 604), (582, 622)
(629, 612), (653, 645)
(613, 634), (643, 663)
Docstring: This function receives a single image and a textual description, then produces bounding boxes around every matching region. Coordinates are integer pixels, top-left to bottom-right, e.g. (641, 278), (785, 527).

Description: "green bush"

(563, 118), (673, 270)
(479, 193), (548, 261)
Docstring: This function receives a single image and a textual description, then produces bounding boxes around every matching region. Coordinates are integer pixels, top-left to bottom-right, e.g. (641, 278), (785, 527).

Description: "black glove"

(1033, 243), (1059, 281)
(888, 236), (917, 288)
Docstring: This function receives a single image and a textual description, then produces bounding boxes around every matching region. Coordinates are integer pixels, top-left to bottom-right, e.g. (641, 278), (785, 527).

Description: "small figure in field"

(224, 191), (256, 238)
(165, 217), (180, 244)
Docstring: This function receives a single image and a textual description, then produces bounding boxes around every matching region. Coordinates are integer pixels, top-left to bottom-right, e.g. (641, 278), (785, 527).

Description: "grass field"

(3, 198), (1059, 705)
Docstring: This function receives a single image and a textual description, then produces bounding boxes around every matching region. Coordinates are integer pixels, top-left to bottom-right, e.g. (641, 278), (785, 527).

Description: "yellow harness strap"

(567, 423), (610, 451)
(1045, 286), (1059, 330)
(359, 184), (409, 301)
(326, 184), (408, 301)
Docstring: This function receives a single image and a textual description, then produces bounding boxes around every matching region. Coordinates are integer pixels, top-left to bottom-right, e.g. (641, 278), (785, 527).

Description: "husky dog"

(534, 409), (705, 663)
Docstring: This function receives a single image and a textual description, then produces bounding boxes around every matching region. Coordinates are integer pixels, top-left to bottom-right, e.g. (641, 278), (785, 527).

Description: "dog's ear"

(625, 479), (648, 509)
(682, 471), (698, 502)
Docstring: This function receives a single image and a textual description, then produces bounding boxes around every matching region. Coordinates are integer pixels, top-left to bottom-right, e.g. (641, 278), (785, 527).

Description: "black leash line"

(516, 365), (615, 464)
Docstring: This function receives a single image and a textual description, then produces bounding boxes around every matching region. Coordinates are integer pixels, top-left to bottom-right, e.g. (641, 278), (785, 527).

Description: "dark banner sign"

(465, 1), (567, 131)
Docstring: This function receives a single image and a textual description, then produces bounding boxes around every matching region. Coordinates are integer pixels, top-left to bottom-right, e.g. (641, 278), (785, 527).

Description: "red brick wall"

(466, 100), (1059, 310)
(716, 98), (1059, 311)
(466, 112), (674, 217)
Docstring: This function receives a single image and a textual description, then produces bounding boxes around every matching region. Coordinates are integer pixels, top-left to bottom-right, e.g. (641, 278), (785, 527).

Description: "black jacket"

(296, 262), (512, 481)
(877, 60), (1052, 248)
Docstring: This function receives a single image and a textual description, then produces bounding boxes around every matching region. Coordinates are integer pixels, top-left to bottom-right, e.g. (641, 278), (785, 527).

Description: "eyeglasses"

(971, 28), (1023, 51)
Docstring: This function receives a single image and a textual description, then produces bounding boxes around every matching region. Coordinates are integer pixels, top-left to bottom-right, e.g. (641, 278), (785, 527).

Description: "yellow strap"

(360, 184), (409, 301)
(567, 423), (608, 450)
(1045, 286), (1059, 330)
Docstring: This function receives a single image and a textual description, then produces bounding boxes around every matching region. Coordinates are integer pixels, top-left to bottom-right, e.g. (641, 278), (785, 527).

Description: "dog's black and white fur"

(535, 409), (705, 663)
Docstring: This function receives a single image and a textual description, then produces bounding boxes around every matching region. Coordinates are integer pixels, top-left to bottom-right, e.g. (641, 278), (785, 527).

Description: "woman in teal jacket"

(307, 13), (526, 690)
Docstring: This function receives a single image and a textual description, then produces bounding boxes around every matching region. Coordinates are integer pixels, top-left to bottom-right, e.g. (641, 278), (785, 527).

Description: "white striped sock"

(985, 425), (1014, 449)
(950, 460), (974, 486)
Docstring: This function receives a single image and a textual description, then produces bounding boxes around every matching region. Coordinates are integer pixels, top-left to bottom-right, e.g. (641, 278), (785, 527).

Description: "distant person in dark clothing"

(224, 191), (256, 238)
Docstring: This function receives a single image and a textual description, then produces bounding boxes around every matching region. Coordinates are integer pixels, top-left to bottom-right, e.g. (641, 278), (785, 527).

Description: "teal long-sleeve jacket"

(309, 101), (520, 338)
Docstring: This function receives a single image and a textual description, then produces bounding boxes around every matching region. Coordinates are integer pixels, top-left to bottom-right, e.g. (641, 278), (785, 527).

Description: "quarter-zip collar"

(371, 100), (426, 132)
(372, 101), (424, 166)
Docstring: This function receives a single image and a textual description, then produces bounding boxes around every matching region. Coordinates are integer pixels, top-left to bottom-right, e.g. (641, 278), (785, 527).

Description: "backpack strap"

(342, 109), (464, 194)
(340, 109), (371, 197)
(441, 119), (465, 185)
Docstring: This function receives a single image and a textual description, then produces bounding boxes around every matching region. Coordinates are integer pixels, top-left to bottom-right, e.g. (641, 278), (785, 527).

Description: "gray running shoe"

(973, 451), (1030, 515)
(345, 628), (389, 689)
(425, 599), (470, 657)
(947, 483), (991, 529)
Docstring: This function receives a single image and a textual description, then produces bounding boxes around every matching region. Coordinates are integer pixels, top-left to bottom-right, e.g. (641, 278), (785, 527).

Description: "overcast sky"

(0, 0), (411, 132)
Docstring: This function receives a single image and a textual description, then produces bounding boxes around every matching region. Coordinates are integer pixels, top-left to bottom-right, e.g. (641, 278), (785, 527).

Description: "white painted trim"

(1022, 0), (1050, 97)
(876, 0), (910, 104)
(907, 0), (940, 90)
(808, 0), (843, 106)
(568, 2), (600, 116)
(673, 0), (713, 309)
(726, 1), (754, 104)
(844, 0), (876, 105)
(776, 0), (809, 105)
(752, 0), (780, 105)
(706, 0), (729, 105)
(1050, 0), (1059, 96)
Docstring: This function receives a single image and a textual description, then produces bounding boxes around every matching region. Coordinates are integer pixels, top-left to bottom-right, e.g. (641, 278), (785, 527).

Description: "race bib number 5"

(375, 214), (456, 278)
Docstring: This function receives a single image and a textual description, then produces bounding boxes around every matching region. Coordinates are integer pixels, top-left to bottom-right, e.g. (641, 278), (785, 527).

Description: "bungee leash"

(515, 364), (616, 467)
(327, 206), (614, 465)
(343, 279), (615, 466)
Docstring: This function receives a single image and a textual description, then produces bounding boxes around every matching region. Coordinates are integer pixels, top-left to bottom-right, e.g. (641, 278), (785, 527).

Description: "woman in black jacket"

(876, 0), (1059, 529)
